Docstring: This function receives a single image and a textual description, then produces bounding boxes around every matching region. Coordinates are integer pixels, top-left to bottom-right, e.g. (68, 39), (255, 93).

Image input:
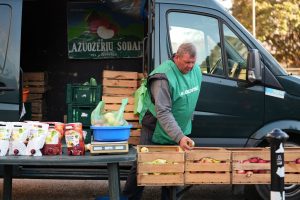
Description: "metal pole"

(266, 129), (289, 200)
(252, 0), (256, 38)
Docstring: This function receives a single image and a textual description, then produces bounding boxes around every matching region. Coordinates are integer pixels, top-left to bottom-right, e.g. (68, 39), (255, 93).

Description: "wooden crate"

(103, 70), (138, 80)
(102, 70), (138, 96)
(31, 100), (45, 114)
(23, 72), (47, 121)
(128, 129), (141, 145)
(31, 113), (43, 121)
(284, 148), (300, 184)
(102, 70), (145, 145)
(23, 72), (47, 94)
(185, 147), (231, 184)
(102, 96), (136, 114)
(231, 148), (270, 184)
(137, 145), (184, 186)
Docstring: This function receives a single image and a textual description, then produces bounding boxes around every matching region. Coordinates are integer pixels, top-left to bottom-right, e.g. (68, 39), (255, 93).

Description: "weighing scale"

(90, 140), (129, 155)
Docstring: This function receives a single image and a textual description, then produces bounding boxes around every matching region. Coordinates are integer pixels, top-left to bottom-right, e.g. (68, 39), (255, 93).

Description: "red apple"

(258, 159), (268, 163)
(295, 158), (300, 164)
(243, 160), (250, 164)
(237, 170), (246, 174)
(249, 157), (259, 163)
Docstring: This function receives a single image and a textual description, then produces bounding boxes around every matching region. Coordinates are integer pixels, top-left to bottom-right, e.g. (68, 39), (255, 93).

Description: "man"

(123, 43), (202, 199)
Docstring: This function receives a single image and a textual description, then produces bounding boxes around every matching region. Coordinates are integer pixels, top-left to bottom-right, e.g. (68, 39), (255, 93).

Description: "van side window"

(0, 5), (11, 72)
(223, 24), (248, 80)
(168, 12), (224, 76)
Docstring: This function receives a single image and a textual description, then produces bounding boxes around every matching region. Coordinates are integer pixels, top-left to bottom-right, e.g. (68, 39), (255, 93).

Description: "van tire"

(254, 141), (300, 200)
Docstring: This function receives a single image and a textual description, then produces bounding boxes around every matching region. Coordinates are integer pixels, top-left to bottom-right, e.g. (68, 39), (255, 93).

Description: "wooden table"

(0, 147), (136, 200)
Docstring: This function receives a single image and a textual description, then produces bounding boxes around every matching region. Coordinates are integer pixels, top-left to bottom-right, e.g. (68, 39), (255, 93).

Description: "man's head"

(174, 43), (197, 74)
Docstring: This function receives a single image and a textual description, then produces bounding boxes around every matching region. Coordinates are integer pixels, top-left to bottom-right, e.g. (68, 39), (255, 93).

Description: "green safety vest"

(140, 60), (202, 144)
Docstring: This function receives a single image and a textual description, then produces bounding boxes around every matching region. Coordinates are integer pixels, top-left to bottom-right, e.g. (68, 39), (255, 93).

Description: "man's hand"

(179, 136), (195, 151)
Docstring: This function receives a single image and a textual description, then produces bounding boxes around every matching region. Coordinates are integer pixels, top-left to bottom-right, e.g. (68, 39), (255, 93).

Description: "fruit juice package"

(42, 122), (64, 155)
(64, 123), (85, 156)
(8, 122), (31, 156)
(25, 122), (49, 156)
(0, 122), (12, 156)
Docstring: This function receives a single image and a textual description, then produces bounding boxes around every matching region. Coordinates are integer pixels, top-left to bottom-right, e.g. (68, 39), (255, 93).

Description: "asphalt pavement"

(0, 179), (248, 200)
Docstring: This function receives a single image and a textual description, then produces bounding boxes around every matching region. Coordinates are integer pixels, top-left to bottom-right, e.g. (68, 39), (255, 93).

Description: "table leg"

(3, 165), (12, 200)
(107, 163), (120, 200)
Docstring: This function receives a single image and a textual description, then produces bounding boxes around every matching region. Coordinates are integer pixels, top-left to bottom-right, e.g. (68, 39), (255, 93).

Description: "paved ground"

(0, 179), (247, 200)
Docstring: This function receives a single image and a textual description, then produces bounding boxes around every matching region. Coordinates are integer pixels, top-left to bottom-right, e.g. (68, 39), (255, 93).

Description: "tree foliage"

(232, 0), (300, 67)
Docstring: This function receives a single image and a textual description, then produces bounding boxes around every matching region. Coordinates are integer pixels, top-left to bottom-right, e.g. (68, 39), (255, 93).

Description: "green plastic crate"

(67, 104), (95, 126)
(66, 84), (101, 105)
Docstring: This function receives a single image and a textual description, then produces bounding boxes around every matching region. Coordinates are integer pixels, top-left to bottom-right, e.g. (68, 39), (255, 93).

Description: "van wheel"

(254, 141), (300, 200)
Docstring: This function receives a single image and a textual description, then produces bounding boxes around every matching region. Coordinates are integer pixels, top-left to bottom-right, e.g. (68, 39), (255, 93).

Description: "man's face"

(174, 53), (196, 74)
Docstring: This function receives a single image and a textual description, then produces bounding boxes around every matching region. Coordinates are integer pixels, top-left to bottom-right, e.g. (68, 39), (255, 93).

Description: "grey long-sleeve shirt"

(149, 76), (185, 144)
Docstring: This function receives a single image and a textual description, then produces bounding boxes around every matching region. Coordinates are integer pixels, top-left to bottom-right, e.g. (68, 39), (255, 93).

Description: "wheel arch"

(246, 120), (300, 147)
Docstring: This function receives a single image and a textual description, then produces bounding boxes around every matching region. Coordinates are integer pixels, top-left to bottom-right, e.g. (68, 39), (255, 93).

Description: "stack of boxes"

(23, 72), (47, 121)
(66, 83), (101, 143)
(102, 70), (143, 145)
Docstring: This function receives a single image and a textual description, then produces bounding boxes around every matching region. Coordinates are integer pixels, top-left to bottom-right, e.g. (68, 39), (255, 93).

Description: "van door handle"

(0, 87), (15, 91)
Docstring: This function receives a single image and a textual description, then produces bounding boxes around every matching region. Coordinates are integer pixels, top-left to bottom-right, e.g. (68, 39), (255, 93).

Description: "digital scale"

(90, 140), (129, 155)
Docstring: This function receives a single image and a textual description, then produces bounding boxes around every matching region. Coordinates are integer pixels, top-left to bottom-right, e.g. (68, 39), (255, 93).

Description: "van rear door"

(0, 0), (22, 121)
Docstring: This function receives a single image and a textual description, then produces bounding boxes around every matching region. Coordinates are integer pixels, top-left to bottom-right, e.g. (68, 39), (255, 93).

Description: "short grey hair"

(176, 43), (196, 58)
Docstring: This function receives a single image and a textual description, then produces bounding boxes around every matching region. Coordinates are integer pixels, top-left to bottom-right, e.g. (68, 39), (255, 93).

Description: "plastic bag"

(134, 78), (147, 115)
(91, 98), (129, 126)
(91, 101), (105, 125)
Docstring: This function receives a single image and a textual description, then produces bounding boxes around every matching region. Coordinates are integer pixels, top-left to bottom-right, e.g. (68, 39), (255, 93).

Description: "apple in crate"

(237, 170), (246, 174)
(249, 157), (259, 163)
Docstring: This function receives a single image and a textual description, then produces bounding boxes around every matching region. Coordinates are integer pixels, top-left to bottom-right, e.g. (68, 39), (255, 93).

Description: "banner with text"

(67, 2), (144, 59)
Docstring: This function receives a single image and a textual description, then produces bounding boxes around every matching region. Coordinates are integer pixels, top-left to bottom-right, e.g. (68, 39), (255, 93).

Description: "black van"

(1, 0), (300, 199)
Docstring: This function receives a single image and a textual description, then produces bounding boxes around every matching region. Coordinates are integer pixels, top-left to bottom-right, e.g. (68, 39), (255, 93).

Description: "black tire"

(254, 141), (300, 200)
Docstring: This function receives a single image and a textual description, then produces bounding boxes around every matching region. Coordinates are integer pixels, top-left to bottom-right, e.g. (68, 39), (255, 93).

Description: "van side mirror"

(247, 49), (262, 83)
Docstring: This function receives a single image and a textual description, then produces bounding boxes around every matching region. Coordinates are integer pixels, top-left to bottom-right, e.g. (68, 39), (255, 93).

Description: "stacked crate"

(23, 72), (47, 121)
(102, 70), (142, 145)
(66, 84), (101, 143)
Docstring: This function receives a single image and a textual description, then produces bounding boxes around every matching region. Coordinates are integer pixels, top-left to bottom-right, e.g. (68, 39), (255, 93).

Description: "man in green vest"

(123, 43), (202, 200)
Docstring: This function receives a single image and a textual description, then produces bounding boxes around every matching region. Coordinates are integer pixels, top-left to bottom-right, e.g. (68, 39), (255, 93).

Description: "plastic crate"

(90, 125), (132, 142)
(67, 104), (95, 126)
(66, 84), (101, 105)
